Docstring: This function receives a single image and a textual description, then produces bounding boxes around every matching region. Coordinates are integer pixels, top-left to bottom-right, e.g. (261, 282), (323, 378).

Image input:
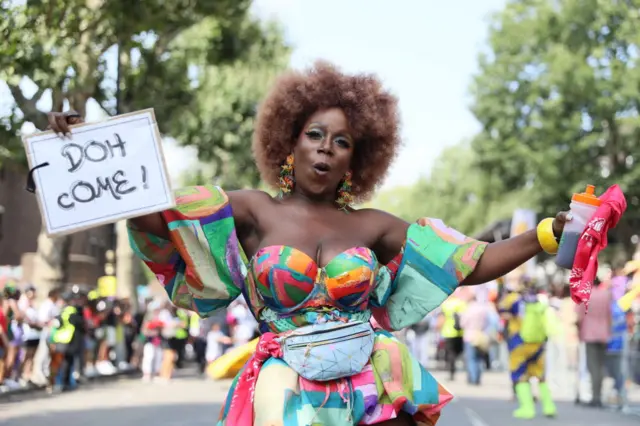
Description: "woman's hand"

(46, 109), (169, 239)
(552, 211), (572, 238)
(46, 111), (83, 136)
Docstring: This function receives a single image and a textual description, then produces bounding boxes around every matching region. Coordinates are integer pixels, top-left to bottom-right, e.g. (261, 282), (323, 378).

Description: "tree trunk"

(31, 227), (72, 294)
(115, 220), (139, 311)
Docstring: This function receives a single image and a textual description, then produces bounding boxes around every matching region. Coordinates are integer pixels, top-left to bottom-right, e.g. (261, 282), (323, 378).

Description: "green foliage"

(173, 24), (289, 189)
(0, 0), (290, 186)
(367, 142), (535, 236)
(470, 0), (640, 250)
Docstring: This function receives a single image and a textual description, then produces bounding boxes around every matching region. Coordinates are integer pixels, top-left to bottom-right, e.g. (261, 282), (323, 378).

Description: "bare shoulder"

(228, 189), (275, 221)
(228, 188), (274, 205)
(352, 207), (409, 228)
(351, 208), (410, 263)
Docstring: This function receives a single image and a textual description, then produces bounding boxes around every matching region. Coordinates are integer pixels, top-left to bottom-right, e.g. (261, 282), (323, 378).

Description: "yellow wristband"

(537, 218), (559, 255)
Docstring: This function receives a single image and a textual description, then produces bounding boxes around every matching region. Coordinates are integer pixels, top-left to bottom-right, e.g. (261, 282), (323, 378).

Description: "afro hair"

(252, 61), (401, 202)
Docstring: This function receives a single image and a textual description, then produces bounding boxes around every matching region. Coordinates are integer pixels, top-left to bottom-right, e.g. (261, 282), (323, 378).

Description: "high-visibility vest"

(441, 298), (466, 338)
(51, 306), (77, 344)
(175, 310), (189, 340)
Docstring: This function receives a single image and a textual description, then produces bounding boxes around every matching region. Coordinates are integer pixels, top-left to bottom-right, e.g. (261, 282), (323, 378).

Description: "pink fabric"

(460, 301), (491, 343)
(575, 286), (612, 343)
(570, 185), (627, 307)
(223, 332), (282, 425)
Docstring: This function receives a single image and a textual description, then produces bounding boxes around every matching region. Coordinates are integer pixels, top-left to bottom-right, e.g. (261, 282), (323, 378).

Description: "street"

(0, 370), (637, 426)
(436, 370), (640, 426)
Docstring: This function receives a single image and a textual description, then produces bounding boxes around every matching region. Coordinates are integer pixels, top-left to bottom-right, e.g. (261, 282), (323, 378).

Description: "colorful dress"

(128, 185), (488, 426)
(498, 292), (545, 383)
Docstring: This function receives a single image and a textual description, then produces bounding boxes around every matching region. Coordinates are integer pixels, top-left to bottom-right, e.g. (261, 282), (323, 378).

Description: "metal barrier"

(628, 334), (640, 386)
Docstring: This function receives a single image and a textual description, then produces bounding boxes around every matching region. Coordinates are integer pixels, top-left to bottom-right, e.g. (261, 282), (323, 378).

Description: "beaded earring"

(336, 170), (354, 212)
(278, 154), (295, 197)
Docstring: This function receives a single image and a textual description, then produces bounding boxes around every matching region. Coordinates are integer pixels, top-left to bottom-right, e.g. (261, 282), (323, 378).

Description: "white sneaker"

(96, 361), (117, 375)
(3, 379), (21, 390)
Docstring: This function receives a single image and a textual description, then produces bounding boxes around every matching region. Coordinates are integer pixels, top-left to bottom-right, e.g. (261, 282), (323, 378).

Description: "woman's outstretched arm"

(369, 208), (569, 286)
(462, 212), (568, 285)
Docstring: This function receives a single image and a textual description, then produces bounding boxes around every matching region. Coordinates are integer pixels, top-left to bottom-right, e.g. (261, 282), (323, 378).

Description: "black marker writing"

(60, 133), (128, 173)
(141, 165), (148, 189)
(56, 169), (137, 210)
(61, 143), (84, 172)
(113, 170), (136, 196)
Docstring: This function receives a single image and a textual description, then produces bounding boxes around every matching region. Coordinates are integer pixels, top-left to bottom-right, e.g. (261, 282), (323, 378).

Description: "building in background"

(0, 164), (112, 290)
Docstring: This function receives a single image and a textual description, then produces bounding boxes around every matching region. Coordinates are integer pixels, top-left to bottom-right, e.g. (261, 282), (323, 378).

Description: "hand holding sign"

(47, 111), (83, 136)
(24, 109), (175, 236)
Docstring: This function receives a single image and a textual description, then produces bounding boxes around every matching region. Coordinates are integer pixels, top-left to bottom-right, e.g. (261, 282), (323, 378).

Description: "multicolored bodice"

(250, 245), (378, 314)
(128, 185), (488, 337)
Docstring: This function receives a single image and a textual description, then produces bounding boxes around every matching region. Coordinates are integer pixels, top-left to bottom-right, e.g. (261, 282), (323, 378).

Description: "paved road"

(435, 371), (639, 426)
(0, 370), (637, 425)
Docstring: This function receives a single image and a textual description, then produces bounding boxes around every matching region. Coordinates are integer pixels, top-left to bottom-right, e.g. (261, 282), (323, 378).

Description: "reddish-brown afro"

(252, 61), (401, 203)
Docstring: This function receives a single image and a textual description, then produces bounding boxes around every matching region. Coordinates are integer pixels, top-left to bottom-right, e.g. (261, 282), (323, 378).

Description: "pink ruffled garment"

(223, 333), (282, 425)
(570, 184), (627, 307)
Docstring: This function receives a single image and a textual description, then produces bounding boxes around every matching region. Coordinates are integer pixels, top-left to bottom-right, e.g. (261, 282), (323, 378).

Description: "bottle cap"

(572, 184), (601, 206)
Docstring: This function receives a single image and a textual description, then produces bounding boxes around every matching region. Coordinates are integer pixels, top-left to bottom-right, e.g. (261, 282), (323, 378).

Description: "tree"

(471, 0), (640, 253)
(1, 1), (288, 159)
(176, 26), (289, 189)
(367, 142), (533, 236)
(0, 1), (289, 290)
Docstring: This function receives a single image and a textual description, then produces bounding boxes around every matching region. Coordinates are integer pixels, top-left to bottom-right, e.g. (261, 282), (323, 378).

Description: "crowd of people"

(0, 283), (139, 392)
(1, 265), (639, 416)
(138, 297), (258, 382)
(0, 280), (260, 393)
(403, 263), (640, 418)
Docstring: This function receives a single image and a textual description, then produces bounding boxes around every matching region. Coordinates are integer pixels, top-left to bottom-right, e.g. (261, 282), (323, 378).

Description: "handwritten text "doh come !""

(57, 134), (149, 210)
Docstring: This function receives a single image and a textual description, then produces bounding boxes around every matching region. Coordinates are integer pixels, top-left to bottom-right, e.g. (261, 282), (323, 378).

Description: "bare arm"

(370, 209), (542, 281)
(372, 209), (569, 285)
(361, 209), (409, 264)
(464, 212), (569, 285)
(462, 230), (541, 285)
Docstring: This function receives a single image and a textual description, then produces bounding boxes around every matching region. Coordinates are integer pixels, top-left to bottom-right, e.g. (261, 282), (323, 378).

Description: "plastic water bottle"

(555, 185), (601, 269)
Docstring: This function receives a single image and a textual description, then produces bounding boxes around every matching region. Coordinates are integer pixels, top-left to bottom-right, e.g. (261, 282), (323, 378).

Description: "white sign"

(23, 109), (175, 236)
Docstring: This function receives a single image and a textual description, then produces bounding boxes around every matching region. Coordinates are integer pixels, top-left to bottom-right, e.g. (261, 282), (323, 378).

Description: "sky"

(3, 0), (508, 188)
(250, 0), (508, 188)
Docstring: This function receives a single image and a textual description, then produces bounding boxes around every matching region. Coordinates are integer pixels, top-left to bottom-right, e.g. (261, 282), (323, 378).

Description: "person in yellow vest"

(189, 313), (208, 374)
(173, 309), (189, 369)
(47, 292), (85, 392)
(498, 279), (557, 419)
(440, 291), (467, 381)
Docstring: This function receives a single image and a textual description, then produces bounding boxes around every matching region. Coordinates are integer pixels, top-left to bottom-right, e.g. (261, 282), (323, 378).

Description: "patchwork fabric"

(128, 185), (488, 425)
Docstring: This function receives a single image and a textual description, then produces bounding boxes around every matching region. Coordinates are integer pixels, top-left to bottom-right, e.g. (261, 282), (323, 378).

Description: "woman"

(2, 285), (23, 386)
(18, 285), (42, 384)
(140, 302), (165, 382)
(460, 294), (491, 385)
(48, 61), (569, 425)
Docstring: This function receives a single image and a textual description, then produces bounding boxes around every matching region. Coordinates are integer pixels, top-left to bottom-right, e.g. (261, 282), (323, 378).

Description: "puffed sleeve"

(128, 185), (248, 317)
(371, 217), (488, 331)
